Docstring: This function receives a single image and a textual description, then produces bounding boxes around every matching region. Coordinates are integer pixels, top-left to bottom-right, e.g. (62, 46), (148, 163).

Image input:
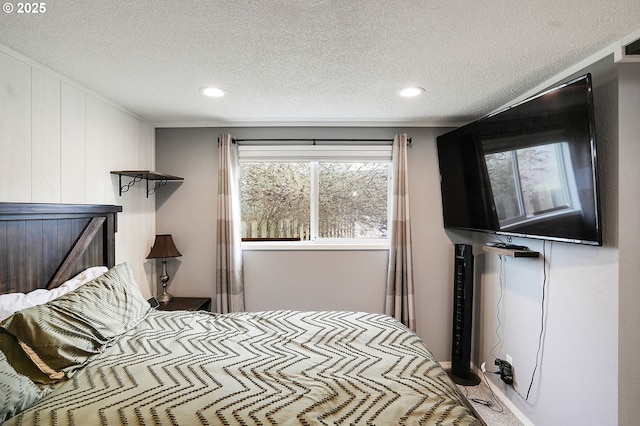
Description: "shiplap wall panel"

(31, 68), (62, 202)
(100, 103), (156, 296)
(0, 44), (156, 299)
(85, 94), (107, 203)
(105, 104), (129, 203)
(104, 104), (118, 205)
(0, 50), (31, 201)
(135, 120), (154, 265)
(61, 82), (87, 203)
(113, 109), (135, 266)
(139, 122), (153, 170)
(126, 114), (139, 167)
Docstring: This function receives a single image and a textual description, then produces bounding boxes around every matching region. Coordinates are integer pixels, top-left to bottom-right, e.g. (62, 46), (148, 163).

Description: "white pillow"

(0, 266), (108, 321)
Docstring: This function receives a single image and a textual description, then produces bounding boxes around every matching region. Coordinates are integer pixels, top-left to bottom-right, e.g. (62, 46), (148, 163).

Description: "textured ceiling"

(0, 1), (639, 126)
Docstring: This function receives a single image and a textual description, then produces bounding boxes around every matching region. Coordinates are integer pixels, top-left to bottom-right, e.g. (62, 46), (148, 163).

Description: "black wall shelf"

(111, 171), (183, 197)
(482, 245), (539, 258)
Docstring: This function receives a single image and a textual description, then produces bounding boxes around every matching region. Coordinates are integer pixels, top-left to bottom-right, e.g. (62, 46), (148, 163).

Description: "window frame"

(238, 145), (393, 251)
(484, 141), (579, 229)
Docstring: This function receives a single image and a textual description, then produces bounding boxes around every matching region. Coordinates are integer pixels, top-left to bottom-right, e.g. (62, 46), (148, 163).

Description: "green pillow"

(0, 331), (53, 384)
(0, 262), (150, 380)
(0, 350), (51, 423)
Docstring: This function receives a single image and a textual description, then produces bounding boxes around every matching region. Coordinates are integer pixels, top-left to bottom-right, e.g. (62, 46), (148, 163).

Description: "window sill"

(241, 240), (390, 251)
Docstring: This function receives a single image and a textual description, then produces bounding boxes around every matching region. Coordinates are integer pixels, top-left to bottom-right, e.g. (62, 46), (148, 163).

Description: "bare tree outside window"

(240, 161), (389, 241)
(240, 162), (311, 240)
(319, 163), (388, 238)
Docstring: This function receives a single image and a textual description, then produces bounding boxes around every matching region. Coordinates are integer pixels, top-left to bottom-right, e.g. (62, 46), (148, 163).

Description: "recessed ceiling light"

(200, 87), (225, 97)
(399, 87), (425, 97)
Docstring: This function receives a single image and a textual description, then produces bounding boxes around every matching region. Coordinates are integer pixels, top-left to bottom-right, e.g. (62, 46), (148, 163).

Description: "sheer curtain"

(216, 134), (245, 313)
(385, 133), (415, 331)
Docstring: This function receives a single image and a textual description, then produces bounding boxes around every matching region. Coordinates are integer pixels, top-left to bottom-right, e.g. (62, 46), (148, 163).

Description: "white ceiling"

(1, 1), (639, 127)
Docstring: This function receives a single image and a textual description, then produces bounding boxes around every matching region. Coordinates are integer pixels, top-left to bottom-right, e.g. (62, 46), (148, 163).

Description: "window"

(484, 141), (579, 227)
(239, 145), (392, 248)
(240, 162), (311, 240)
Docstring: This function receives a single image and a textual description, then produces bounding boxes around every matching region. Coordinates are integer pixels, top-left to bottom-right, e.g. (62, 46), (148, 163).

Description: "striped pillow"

(0, 263), (151, 381)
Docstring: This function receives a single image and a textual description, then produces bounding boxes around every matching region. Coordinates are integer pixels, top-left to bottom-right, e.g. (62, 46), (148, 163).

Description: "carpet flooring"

(458, 378), (524, 426)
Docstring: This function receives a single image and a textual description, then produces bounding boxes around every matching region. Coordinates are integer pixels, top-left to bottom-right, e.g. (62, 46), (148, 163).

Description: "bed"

(0, 203), (484, 425)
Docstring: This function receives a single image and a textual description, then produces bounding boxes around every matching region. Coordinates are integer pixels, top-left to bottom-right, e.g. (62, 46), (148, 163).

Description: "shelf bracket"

(118, 173), (144, 196)
(148, 179), (168, 197)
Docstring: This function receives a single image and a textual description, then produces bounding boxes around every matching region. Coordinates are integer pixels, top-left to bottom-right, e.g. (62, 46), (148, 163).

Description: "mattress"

(5, 310), (482, 425)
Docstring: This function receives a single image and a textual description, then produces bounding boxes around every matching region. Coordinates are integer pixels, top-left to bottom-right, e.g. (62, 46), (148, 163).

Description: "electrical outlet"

(495, 358), (514, 385)
(506, 354), (513, 365)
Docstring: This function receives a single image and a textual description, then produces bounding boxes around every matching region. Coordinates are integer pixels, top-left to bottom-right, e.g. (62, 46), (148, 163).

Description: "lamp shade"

(147, 234), (182, 259)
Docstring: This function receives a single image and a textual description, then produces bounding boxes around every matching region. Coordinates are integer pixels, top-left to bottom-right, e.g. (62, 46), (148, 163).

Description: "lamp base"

(157, 262), (172, 303)
(157, 290), (173, 303)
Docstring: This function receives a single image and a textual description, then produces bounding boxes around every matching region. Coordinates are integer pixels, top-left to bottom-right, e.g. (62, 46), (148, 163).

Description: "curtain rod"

(230, 137), (411, 145)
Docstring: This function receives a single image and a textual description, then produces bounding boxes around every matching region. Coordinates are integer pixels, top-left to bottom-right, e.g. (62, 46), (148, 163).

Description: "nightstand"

(157, 297), (211, 312)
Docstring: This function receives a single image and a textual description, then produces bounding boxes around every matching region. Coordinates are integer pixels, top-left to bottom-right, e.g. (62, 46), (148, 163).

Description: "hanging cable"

(515, 240), (549, 402)
(489, 255), (505, 359)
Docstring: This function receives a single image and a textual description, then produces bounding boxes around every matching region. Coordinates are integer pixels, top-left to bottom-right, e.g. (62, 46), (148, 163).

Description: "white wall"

(475, 241), (618, 425)
(617, 62), (640, 426)
(0, 44), (156, 297)
(155, 126), (456, 360)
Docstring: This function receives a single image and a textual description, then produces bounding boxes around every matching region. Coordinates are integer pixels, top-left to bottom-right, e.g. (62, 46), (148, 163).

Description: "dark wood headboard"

(0, 203), (122, 294)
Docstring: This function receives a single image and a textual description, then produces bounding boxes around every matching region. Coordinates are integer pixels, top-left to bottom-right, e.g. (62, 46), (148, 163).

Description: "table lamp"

(147, 234), (182, 302)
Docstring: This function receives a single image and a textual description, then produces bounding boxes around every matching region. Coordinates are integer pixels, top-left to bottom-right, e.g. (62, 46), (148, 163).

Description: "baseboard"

(470, 363), (535, 426)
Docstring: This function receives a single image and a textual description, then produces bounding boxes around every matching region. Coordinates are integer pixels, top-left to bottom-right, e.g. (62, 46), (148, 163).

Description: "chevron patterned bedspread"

(6, 310), (482, 425)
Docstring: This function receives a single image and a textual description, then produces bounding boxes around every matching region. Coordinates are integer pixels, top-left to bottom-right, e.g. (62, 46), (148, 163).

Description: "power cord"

(489, 254), (506, 359)
(514, 240), (550, 402)
(460, 363), (504, 413)
(479, 371), (505, 413)
(485, 240), (550, 403)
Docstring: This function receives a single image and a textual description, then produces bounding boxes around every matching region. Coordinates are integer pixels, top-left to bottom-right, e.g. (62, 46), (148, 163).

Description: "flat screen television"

(436, 73), (602, 246)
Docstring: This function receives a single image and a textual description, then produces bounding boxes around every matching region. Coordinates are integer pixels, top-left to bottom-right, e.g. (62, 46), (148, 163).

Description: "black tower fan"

(448, 243), (480, 385)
